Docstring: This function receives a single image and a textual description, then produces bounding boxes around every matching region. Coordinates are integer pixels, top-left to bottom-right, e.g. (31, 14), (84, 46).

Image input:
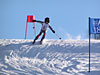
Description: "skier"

(32, 17), (55, 44)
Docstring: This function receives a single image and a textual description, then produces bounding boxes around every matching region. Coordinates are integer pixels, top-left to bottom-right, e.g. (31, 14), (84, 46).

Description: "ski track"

(0, 39), (100, 75)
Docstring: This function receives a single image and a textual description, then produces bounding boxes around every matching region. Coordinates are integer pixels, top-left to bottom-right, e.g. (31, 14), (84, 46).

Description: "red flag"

(25, 15), (36, 39)
(27, 15), (35, 22)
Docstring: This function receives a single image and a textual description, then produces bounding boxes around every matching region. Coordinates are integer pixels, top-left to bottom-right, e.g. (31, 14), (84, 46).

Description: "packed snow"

(0, 39), (100, 75)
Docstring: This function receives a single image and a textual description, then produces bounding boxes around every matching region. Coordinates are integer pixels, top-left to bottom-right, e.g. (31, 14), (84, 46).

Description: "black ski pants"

(34, 30), (46, 42)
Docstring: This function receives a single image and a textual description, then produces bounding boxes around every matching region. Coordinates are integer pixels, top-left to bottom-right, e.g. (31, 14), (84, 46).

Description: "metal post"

(33, 23), (36, 37)
(25, 22), (28, 40)
(89, 17), (91, 72)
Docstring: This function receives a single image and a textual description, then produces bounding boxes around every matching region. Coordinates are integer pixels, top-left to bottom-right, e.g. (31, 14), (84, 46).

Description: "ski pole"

(55, 33), (61, 39)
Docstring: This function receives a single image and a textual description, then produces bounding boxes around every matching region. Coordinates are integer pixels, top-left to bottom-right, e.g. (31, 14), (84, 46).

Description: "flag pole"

(33, 16), (36, 37)
(89, 17), (91, 72)
(33, 23), (36, 37)
(25, 22), (28, 40)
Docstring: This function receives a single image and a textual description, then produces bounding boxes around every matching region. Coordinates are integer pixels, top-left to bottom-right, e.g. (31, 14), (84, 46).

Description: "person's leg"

(33, 30), (42, 44)
(40, 31), (46, 44)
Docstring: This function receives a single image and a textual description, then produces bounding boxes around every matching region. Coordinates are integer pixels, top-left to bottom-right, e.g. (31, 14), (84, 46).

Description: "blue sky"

(0, 0), (100, 40)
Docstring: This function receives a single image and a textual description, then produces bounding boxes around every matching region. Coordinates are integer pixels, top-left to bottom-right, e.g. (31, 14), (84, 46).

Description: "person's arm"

(33, 20), (44, 24)
(49, 25), (55, 33)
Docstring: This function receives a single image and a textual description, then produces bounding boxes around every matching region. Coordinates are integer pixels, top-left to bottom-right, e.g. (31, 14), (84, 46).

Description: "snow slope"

(0, 39), (100, 75)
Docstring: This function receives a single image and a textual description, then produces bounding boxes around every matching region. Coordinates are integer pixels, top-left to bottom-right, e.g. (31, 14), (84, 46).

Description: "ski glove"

(32, 20), (36, 22)
(52, 30), (55, 33)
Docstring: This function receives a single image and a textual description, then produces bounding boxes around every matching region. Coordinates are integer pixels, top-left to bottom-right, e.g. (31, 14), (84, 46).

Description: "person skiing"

(32, 17), (55, 44)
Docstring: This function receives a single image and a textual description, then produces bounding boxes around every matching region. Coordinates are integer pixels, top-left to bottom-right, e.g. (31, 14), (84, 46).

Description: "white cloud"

(65, 33), (72, 40)
(76, 35), (81, 40)
(65, 33), (82, 40)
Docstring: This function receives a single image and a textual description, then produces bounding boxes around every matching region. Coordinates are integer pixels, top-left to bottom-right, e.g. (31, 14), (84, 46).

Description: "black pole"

(55, 33), (61, 40)
(89, 17), (91, 72)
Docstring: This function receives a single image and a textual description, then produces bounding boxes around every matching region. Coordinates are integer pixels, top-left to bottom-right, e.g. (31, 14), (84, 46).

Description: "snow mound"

(0, 39), (100, 75)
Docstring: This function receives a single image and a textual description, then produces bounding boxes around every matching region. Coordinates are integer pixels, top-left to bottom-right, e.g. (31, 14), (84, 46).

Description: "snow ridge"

(0, 39), (100, 75)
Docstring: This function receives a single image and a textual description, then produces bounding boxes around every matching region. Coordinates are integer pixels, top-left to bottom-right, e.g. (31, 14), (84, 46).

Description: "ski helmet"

(45, 17), (50, 23)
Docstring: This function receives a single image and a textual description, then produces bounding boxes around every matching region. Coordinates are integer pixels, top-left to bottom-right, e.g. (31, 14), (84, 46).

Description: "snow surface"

(0, 39), (100, 75)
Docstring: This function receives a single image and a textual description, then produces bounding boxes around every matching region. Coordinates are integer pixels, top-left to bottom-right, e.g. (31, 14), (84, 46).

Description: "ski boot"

(40, 41), (42, 44)
(32, 40), (35, 44)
